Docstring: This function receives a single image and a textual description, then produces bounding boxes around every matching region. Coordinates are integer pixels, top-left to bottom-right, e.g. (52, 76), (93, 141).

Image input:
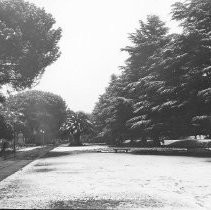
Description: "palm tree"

(60, 110), (93, 146)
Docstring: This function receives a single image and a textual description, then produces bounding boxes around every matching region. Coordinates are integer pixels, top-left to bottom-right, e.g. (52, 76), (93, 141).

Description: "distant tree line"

(92, 0), (211, 145)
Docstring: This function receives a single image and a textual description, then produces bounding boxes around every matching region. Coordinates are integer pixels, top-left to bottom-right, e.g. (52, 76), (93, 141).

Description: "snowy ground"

(0, 145), (211, 209)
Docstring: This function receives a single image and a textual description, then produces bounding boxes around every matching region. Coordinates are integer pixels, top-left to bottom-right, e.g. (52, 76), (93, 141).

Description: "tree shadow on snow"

(40, 151), (71, 158)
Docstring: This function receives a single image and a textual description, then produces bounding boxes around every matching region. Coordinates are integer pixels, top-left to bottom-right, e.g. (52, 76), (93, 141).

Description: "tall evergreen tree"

(169, 0), (211, 137)
(123, 15), (171, 144)
(93, 1), (211, 144)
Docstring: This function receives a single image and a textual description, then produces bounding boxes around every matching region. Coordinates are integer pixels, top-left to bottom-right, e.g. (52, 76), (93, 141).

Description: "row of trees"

(1, 89), (93, 146)
(0, 0), (63, 147)
(92, 0), (211, 145)
(0, 0), (94, 147)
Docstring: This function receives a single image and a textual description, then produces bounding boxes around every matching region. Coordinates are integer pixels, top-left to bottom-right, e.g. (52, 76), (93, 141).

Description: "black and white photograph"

(0, 0), (211, 209)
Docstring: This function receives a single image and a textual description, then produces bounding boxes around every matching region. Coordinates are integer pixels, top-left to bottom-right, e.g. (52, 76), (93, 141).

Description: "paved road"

(0, 145), (211, 209)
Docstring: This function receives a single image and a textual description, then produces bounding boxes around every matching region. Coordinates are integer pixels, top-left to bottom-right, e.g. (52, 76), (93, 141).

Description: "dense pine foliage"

(92, 0), (211, 145)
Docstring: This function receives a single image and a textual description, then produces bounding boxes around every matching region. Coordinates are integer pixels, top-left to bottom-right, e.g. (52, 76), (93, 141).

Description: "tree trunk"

(142, 136), (147, 144)
(73, 133), (82, 146)
(153, 136), (161, 146)
(68, 136), (71, 145)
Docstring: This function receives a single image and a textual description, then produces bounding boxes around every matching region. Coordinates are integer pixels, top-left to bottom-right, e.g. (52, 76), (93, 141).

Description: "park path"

(0, 145), (211, 209)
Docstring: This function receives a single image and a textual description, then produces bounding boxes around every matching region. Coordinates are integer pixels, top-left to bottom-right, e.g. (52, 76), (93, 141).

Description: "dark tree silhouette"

(0, 0), (62, 89)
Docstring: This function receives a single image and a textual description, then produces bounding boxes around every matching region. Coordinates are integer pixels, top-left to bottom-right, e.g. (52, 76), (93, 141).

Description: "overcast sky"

(29, 0), (182, 113)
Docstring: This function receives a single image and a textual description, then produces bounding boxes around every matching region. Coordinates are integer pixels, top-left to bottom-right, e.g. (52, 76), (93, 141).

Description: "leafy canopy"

(0, 0), (62, 89)
(6, 90), (67, 140)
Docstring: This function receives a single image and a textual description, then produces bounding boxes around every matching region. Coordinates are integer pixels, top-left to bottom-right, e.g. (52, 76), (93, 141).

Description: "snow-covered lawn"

(0, 145), (211, 209)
